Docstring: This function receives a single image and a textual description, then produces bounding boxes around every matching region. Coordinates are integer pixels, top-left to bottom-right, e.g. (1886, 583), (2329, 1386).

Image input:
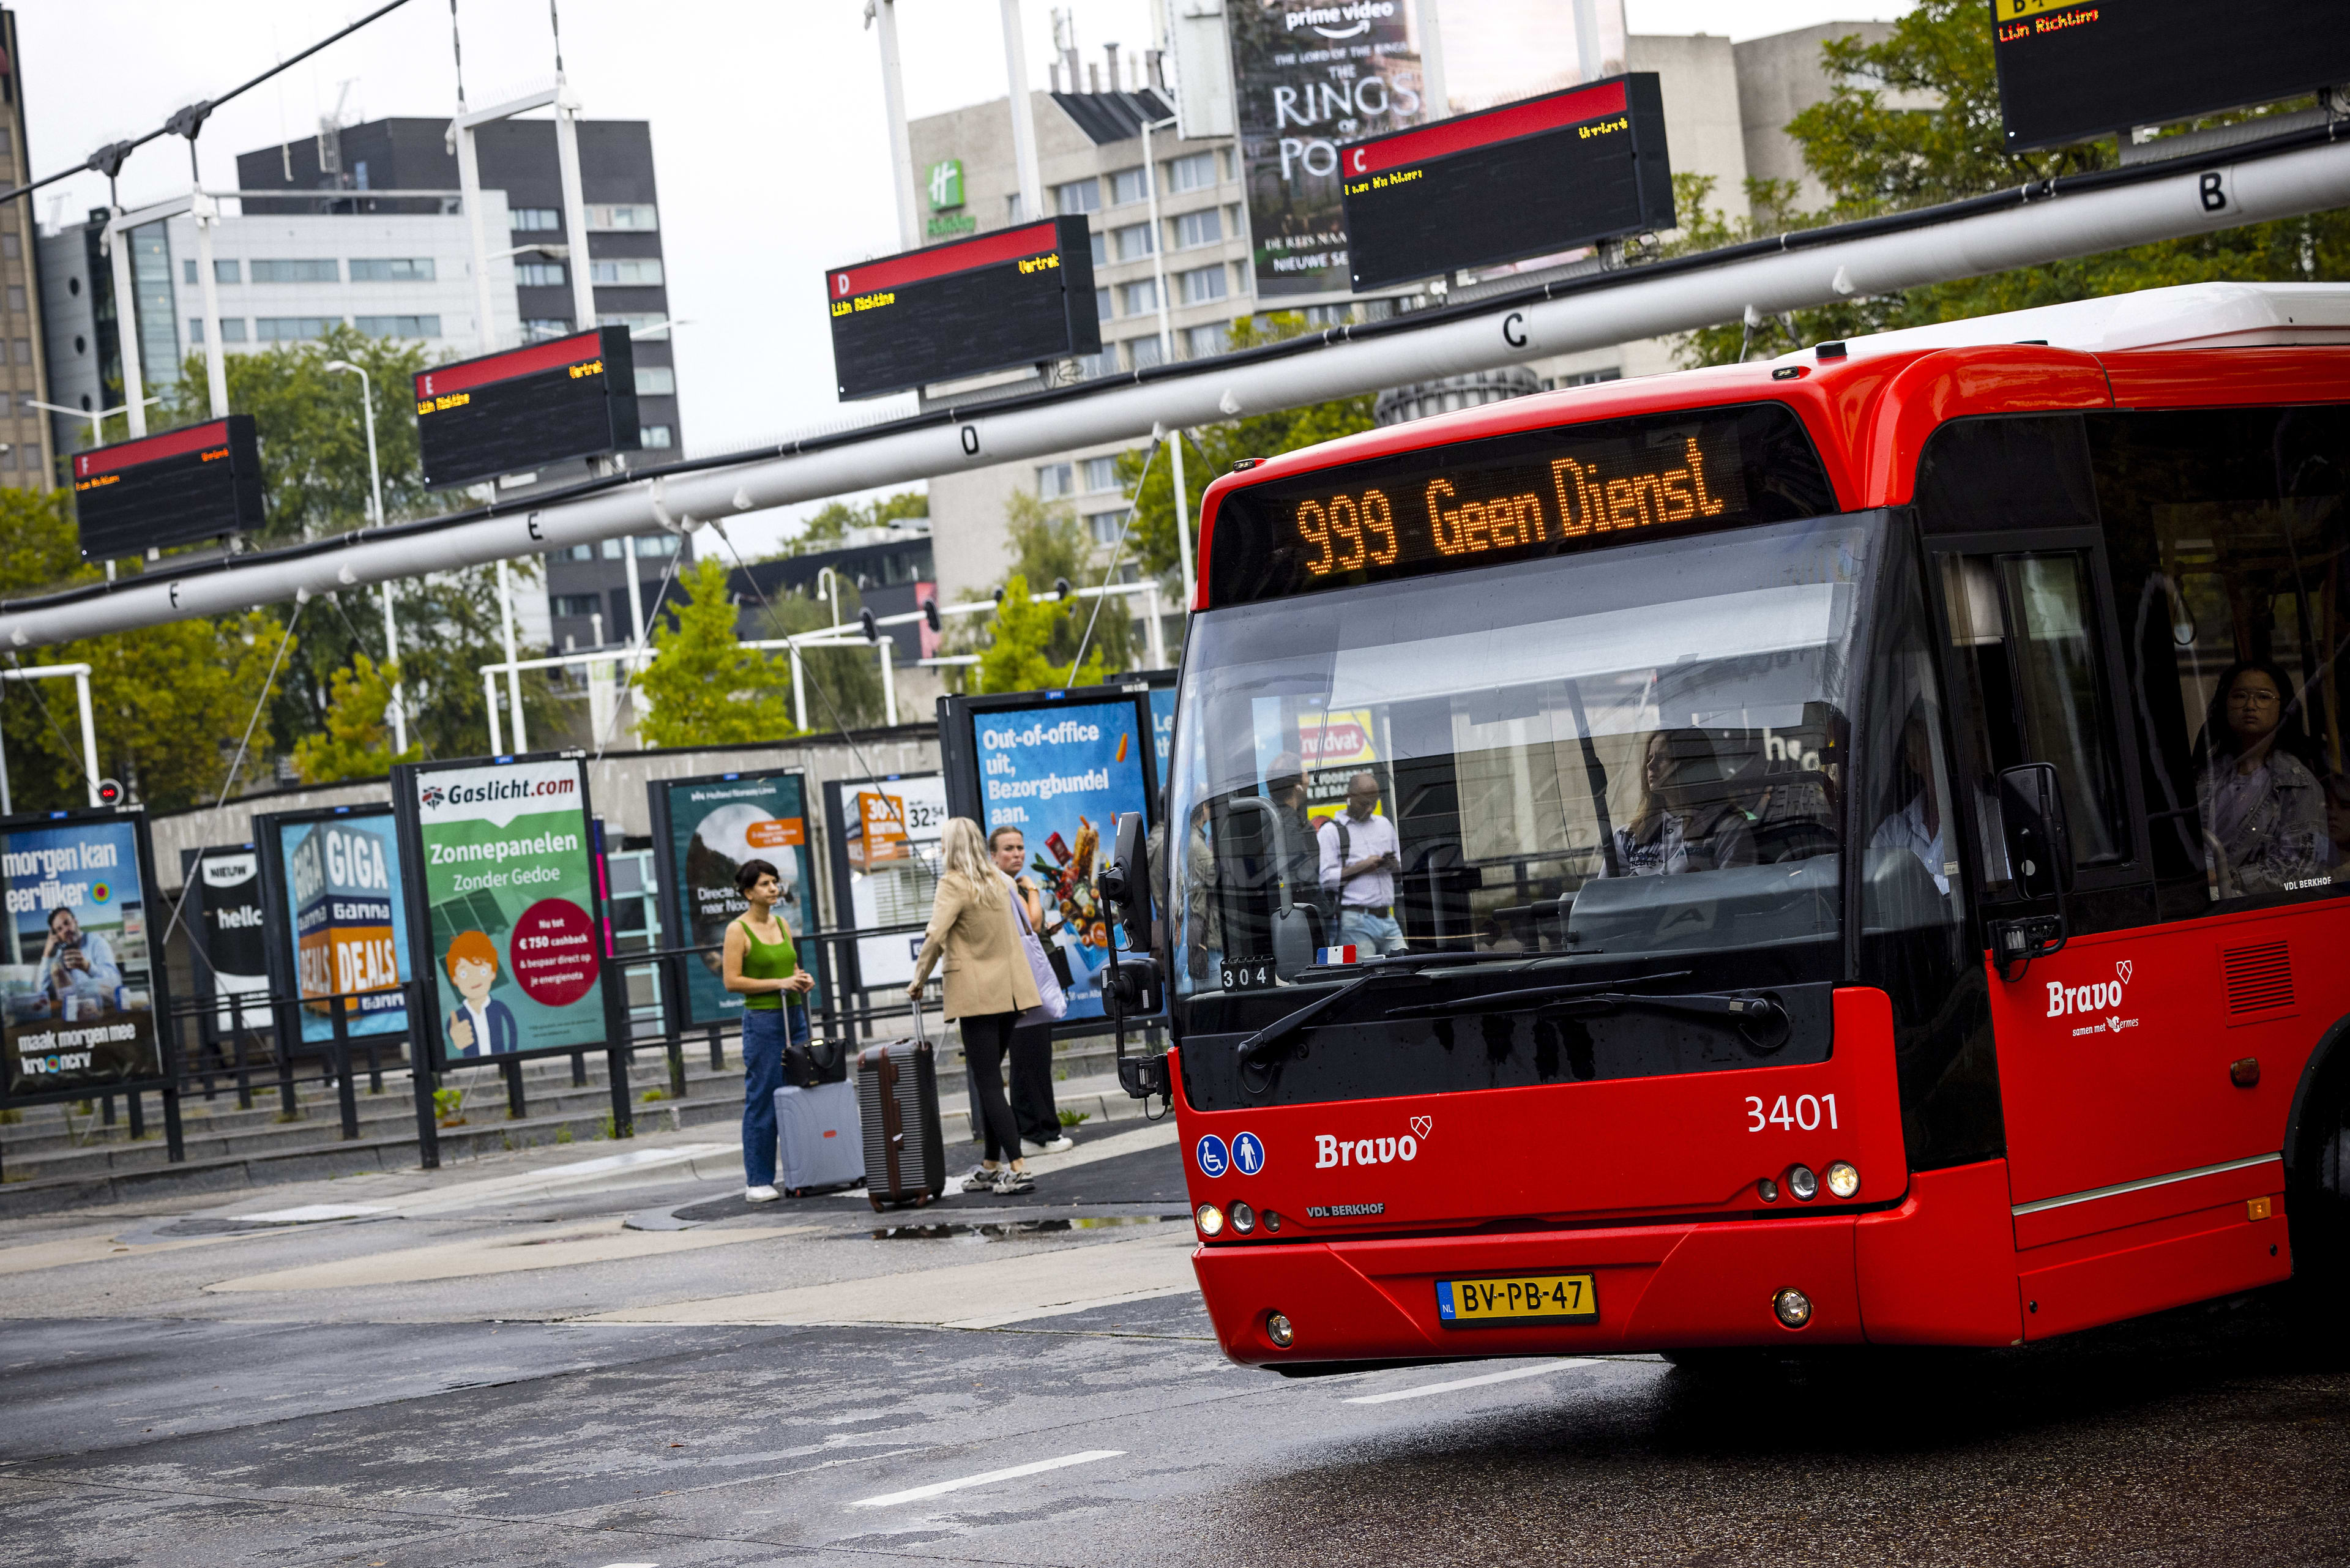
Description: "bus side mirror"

(1100, 810), (1153, 955)
(1997, 762), (2073, 900)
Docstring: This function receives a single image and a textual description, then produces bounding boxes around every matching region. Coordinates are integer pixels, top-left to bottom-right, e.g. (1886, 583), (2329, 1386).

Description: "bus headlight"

(1786, 1164), (1819, 1201)
(1773, 1288), (1813, 1328)
(1196, 1203), (1225, 1237)
(1267, 1312), (1296, 1348)
(1826, 1161), (1860, 1198)
(1231, 1201), (1256, 1234)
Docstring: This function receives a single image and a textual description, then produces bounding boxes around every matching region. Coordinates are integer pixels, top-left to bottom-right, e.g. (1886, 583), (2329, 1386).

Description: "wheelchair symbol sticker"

(1195, 1135), (1230, 1178)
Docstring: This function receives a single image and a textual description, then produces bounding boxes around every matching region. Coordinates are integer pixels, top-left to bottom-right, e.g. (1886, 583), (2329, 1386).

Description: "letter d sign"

(2199, 170), (2229, 214)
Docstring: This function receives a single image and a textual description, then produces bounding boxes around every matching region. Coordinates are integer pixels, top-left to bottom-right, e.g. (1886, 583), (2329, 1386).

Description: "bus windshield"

(1168, 512), (1890, 999)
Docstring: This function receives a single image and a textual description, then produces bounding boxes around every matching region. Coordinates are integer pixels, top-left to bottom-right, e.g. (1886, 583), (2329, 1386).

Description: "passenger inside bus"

(2196, 658), (2329, 896)
(1601, 728), (1757, 877)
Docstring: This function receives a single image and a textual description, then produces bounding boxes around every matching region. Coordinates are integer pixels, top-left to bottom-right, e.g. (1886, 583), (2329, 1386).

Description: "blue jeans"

(1339, 908), (1407, 955)
(740, 1004), (808, 1188)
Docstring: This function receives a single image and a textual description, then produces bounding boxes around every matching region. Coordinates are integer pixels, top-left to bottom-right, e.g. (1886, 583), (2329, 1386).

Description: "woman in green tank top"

(723, 858), (815, 1203)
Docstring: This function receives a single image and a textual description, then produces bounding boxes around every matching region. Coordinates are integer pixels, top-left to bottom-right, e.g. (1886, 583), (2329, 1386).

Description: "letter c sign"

(1349, 147), (1367, 175)
(1502, 311), (1528, 349)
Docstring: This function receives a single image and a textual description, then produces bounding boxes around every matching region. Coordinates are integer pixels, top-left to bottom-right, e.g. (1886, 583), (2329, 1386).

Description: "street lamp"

(29, 395), (160, 441)
(322, 359), (408, 755)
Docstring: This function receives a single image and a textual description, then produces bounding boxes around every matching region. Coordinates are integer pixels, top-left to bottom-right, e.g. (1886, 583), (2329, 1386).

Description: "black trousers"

(960, 1010), (1024, 1163)
(1009, 1022), (1060, 1145)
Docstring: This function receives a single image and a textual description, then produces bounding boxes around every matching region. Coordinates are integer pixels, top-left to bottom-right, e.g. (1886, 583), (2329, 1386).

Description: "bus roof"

(1195, 283), (2350, 611)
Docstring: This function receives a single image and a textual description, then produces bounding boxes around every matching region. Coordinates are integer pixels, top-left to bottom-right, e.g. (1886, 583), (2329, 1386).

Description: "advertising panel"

(0, 812), (165, 1102)
(822, 774), (947, 993)
(1149, 684), (1177, 791)
(263, 810), (411, 1043)
(972, 700), (1155, 1020)
(651, 770), (822, 1028)
(395, 756), (612, 1066)
(1226, 0), (1426, 299)
(182, 846), (270, 1032)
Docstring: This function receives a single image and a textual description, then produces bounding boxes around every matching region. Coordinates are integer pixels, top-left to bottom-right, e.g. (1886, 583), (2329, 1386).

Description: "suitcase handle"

(907, 999), (927, 1046)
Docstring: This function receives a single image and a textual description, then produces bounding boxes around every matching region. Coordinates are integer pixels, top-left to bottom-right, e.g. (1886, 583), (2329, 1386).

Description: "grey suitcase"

(775, 1080), (865, 1197)
(857, 1004), (947, 1211)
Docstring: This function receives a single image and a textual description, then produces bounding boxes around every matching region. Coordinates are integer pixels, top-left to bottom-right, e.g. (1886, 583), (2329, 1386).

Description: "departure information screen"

(73, 415), (265, 562)
(1205, 403), (1838, 605)
(1993, 0), (2350, 152)
(1339, 74), (1675, 291)
(826, 216), (1101, 400)
(414, 327), (639, 490)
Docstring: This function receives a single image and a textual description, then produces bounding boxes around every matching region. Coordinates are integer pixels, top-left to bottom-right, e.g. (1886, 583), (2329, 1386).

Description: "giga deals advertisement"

(975, 700), (1154, 1020)
(277, 812), (410, 1043)
(0, 813), (163, 1101)
(398, 758), (610, 1066)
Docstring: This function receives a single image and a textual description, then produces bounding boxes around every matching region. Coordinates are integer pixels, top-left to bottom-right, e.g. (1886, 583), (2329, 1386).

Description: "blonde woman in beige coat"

(909, 817), (1044, 1195)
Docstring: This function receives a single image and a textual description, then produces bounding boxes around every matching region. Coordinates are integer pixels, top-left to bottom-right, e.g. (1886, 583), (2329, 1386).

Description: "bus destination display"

(72, 416), (264, 562)
(1206, 404), (1837, 605)
(415, 326), (640, 490)
(1993, 0), (2350, 153)
(826, 216), (1100, 400)
(1338, 75), (1674, 292)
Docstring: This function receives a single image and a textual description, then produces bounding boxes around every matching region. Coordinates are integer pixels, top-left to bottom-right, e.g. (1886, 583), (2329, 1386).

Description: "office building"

(0, 11), (53, 489)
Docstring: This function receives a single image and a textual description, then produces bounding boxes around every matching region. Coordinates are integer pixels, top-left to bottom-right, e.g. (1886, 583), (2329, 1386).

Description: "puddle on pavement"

(865, 1215), (1181, 1242)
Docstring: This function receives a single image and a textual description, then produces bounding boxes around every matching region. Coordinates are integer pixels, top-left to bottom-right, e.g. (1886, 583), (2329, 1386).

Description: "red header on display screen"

(73, 419), (233, 479)
(1345, 78), (1630, 176)
(828, 220), (1064, 299)
(416, 330), (606, 399)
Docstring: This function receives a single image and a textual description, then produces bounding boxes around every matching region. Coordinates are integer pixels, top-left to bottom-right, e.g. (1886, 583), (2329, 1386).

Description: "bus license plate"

(1436, 1273), (1598, 1326)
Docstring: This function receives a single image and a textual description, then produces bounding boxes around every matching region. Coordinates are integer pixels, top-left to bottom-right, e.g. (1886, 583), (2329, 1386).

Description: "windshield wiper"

(1389, 977), (1789, 1051)
(1234, 954), (1509, 1075)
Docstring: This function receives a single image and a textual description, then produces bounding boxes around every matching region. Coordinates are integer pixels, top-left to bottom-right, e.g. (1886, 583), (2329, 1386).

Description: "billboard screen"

(259, 809), (412, 1045)
(0, 812), (166, 1102)
(821, 774), (947, 994)
(1338, 75), (1674, 290)
(182, 846), (270, 1033)
(394, 756), (614, 1066)
(415, 327), (640, 490)
(1992, 0), (2350, 153)
(650, 769), (823, 1028)
(72, 416), (266, 562)
(1228, 0), (1427, 299)
(826, 217), (1100, 400)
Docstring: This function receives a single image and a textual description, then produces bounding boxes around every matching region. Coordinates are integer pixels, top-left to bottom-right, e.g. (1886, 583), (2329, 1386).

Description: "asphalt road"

(3, 1117), (2347, 1567)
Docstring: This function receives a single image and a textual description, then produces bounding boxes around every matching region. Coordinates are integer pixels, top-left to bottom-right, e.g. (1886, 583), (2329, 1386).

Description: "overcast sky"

(15, 1), (1909, 551)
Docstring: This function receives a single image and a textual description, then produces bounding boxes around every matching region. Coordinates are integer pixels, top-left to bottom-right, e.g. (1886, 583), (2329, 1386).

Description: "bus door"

(1917, 417), (2223, 1231)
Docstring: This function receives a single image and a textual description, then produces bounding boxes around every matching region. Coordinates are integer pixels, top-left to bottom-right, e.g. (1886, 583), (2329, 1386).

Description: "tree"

(1116, 313), (1376, 580)
(764, 581), (886, 733)
(636, 558), (794, 746)
(770, 489), (928, 559)
(0, 489), (298, 812)
(294, 653), (422, 783)
(975, 576), (1108, 693)
(1672, 1), (2350, 367)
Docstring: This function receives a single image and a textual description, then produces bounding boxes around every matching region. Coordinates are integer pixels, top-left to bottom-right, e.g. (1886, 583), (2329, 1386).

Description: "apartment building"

(0, 11), (52, 490)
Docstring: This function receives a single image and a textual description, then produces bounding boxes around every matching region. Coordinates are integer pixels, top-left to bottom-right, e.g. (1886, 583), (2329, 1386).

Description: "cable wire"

(1065, 435), (1162, 681)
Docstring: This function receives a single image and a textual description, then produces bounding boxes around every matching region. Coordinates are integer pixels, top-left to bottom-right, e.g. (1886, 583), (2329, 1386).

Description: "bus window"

(1938, 550), (2130, 884)
(2091, 406), (2350, 916)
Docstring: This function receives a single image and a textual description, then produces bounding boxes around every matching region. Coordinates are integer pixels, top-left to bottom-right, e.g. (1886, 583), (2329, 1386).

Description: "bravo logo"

(1316, 1116), (1427, 1168)
(2048, 960), (2139, 1037)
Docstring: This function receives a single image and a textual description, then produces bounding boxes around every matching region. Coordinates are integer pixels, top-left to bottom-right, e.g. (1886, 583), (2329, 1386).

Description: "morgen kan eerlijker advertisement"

(395, 756), (613, 1067)
(256, 807), (411, 1046)
(975, 701), (1154, 1020)
(0, 810), (166, 1102)
(649, 769), (822, 1028)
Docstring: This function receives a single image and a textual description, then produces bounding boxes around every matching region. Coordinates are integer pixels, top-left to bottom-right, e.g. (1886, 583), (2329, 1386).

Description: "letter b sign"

(2199, 170), (2229, 214)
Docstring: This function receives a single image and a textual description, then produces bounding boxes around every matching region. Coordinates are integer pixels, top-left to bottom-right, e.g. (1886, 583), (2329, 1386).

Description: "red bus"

(1130, 282), (2350, 1368)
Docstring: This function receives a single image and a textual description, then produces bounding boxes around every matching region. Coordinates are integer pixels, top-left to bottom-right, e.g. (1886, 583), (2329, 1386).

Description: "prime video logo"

(1284, 1), (1395, 39)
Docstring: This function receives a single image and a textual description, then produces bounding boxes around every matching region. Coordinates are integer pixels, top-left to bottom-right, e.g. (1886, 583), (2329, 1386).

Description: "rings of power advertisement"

(961, 693), (1157, 1021)
(396, 756), (610, 1067)
(1, 810), (166, 1101)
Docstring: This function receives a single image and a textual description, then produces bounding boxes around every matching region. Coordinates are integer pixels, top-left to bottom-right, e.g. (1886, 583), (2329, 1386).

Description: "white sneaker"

(1024, 1135), (1075, 1155)
(744, 1185), (782, 1203)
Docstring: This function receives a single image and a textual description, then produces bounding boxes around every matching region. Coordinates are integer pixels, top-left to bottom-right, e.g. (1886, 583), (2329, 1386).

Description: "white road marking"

(850, 1449), (1124, 1507)
(1345, 1359), (1594, 1404)
(226, 1203), (390, 1224)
